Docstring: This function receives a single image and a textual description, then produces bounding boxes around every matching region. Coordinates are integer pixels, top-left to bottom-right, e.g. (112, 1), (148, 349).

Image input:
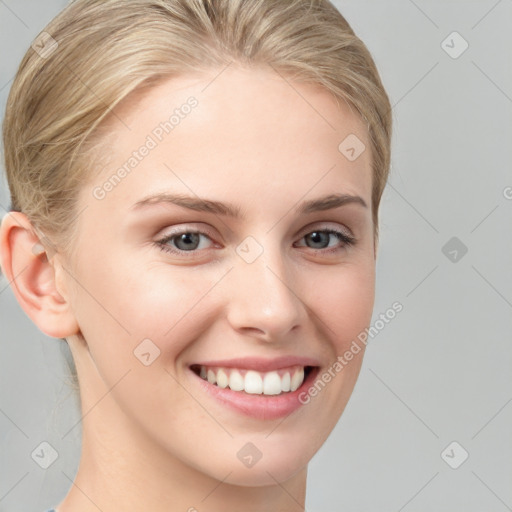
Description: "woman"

(0, 0), (391, 510)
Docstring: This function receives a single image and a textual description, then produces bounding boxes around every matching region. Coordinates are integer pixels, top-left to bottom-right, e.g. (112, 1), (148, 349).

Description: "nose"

(225, 248), (306, 342)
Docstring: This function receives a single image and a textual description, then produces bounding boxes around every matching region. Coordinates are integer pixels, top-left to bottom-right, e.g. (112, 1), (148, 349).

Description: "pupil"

(307, 231), (329, 248)
(176, 232), (200, 250)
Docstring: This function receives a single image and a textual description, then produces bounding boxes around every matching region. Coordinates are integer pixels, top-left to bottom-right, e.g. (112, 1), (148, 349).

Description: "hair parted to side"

(3, 0), (392, 258)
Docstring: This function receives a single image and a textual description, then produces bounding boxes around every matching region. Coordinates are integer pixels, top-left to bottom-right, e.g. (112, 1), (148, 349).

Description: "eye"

(156, 229), (215, 254)
(295, 228), (355, 252)
(154, 226), (355, 258)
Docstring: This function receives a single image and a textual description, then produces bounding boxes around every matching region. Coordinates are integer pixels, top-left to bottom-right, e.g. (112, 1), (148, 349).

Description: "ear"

(0, 211), (79, 338)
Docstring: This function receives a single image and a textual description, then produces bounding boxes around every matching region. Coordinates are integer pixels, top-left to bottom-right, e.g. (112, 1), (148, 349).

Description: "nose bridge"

(226, 239), (304, 339)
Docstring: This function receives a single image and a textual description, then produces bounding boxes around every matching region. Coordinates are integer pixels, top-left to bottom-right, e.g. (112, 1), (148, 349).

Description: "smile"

(190, 364), (313, 396)
(188, 358), (321, 420)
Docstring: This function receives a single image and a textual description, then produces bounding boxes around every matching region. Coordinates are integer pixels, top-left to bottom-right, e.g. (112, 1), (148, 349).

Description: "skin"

(0, 63), (377, 511)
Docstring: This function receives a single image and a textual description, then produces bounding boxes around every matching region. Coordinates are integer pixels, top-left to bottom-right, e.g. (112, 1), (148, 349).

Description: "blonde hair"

(3, 0), (391, 256)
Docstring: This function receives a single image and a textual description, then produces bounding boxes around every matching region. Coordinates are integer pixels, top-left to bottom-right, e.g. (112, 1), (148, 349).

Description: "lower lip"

(189, 367), (320, 420)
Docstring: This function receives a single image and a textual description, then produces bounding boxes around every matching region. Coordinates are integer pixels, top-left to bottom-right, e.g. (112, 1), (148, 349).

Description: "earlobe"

(0, 211), (79, 339)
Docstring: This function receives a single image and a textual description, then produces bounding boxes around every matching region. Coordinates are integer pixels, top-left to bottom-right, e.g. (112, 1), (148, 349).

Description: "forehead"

(84, 65), (372, 215)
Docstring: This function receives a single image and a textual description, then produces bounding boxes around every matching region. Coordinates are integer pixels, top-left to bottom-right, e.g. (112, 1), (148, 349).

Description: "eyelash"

(155, 226), (356, 257)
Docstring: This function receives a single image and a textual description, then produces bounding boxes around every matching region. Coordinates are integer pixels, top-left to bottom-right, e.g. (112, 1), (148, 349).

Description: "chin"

(222, 461), (308, 487)
(197, 443), (312, 487)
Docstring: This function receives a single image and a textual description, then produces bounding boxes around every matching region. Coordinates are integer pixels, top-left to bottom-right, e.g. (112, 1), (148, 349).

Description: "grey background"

(1, 1), (511, 511)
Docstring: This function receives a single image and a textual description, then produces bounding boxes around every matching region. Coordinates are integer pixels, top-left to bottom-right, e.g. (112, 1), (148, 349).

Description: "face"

(63, 64), (375, 486)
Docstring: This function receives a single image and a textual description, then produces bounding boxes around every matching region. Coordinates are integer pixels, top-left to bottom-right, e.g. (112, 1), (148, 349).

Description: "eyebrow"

(130, 192), (367, 217)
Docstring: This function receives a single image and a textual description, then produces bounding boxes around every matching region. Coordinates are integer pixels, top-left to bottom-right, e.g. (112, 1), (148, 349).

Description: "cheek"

(71, 253), (226, 360)
(296, 261), (374, 423)
(308, 261), (375, 351)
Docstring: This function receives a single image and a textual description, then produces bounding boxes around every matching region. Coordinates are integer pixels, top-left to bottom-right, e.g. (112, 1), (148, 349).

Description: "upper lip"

(190, 356), (321, 372)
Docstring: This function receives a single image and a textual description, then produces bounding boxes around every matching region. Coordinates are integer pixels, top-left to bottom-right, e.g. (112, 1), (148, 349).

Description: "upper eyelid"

(157, 224), (216, 240)
(295, 222), (354, 239)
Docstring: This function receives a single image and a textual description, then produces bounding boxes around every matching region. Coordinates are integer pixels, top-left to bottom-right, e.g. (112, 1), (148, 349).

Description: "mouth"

(188, 359), (321, 420)
(190, 364), (315, 396)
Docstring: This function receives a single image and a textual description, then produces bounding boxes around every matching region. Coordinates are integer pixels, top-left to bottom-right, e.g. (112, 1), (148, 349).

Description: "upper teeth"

(197, 365), (305, 395)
